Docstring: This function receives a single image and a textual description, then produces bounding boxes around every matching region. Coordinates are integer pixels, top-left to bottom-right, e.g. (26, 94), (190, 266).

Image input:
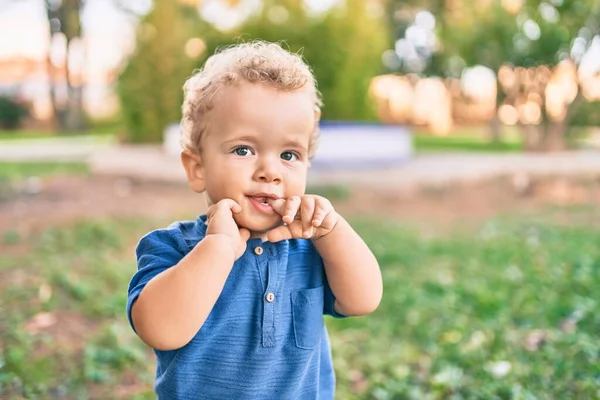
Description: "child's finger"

(208, 199), (241, 219)
(269, 198), (286, 216)
(320, 209), (338, 231)
(312, 197), (332, 226)
(300, 196), (316, 238)
(206, 205), (222, 222)
(283, 196), (301, 224)
(266, 225), (293, 243)
(218, 198), (242, 214)
(206, 204), (217, 221)
(312, 210), (326, 227)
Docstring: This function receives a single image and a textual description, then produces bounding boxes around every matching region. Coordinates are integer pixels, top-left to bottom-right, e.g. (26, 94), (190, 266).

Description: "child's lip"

(247, 196), (276, 214)
(247, 193), (281, 201)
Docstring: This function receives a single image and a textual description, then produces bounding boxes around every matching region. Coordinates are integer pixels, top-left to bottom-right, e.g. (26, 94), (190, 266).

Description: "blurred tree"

(45, 0), (86, 132)
(387, 0), (600, 151)
(117, 0), (199, 143)
(200, 0), (389, 121)
(117, 0), (389, 142)
(0, 96), (29, 130)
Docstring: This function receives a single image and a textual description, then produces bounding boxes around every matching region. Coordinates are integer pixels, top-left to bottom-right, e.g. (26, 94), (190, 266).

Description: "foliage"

(0, 218), (156, 397)
(330, 209), (600, 398)
(117, 0), (198, 143)
(570, 100), (600, 127)
(386, 0), (600, 150)
(200, 0), (388, 121)
(118, 0), (390, 142)
(0, 96), (28, 130)
(388, 0), (598, 76)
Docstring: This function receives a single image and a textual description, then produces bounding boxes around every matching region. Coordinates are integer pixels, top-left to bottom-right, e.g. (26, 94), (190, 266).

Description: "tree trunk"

(46, 45), (66, 130)
(46, 2), (64, 130)
(521, 124), (544, 152)
(543, 121), (567, 152)
(65, 84), (85, 131)
(45, 0), (85, 133)
(487, 114), (503, 143)
(521, 122), (567, 152)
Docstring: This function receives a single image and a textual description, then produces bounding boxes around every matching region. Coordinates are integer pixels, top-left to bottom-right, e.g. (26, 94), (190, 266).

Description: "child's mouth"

(247, 196), (275, 214)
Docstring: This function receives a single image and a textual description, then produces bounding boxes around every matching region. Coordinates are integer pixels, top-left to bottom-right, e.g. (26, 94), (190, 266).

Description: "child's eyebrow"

(283, 139), (308, 150)
(222, 136), (257, 146)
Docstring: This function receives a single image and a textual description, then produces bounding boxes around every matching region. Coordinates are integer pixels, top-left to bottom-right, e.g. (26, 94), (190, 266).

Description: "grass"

(0, 162), (89, 181)
(0, 218), (158, 399)
(0, 130), (49, 141)
(413, 134), (523, 153)
(412, 125), (593, 153)
(0, 118), (124, 141)
(0, 131), (116, 142)
(412, 126), (522, 153)
(330, 210), (600, 399)
(2, 207), (600, 398)
(308, 184), (353, 201)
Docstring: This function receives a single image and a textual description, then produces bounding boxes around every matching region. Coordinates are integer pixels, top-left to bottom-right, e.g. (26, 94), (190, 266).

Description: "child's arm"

(268, 196), (382, 316)
(131, 199), (250, 351)
(312, 216), (382, 316)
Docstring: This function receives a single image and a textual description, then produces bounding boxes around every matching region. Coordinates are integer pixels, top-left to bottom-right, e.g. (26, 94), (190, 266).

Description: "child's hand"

(206, 199), (251, 259)
(267, 195), (340, 242)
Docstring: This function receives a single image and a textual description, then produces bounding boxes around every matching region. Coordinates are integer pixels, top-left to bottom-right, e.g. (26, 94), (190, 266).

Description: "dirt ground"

(2, 173), (600, 244)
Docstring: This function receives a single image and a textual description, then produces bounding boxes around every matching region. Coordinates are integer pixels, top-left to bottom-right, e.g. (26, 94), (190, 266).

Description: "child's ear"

(181, 150), (206, 193)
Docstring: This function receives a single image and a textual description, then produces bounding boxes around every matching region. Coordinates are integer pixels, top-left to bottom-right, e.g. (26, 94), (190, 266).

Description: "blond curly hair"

(180, 41), (322, 158)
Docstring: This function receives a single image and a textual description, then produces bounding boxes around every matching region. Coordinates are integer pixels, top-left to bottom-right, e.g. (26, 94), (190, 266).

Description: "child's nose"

(253, 157), (282, 183)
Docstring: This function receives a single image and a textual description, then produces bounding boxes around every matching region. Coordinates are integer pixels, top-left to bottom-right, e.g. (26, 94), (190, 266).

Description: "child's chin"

(234, 214), (281, 235)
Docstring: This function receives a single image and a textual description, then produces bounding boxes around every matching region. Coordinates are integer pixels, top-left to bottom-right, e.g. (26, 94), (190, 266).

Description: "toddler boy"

(127, 41), (382, 399)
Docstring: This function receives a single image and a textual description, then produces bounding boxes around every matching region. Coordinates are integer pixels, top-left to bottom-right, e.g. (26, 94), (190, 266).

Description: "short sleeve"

(126, 228), (191, 333)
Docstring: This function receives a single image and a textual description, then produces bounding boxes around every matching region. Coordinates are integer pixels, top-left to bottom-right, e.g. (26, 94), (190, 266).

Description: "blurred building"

(0, 0), (132, 127)
(0, 54), (120, 126)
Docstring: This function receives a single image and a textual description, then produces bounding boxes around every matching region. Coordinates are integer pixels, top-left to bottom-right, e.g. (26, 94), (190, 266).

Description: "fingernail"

(303, 231), (311, 238)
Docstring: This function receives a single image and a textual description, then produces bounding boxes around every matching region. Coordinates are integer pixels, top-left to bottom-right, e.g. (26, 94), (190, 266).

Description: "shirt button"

(254, 246), (264, 255)
(265, 292), (275, 302)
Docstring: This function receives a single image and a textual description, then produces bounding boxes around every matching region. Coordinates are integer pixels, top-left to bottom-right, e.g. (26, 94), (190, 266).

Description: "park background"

(1, 0), (600, 398)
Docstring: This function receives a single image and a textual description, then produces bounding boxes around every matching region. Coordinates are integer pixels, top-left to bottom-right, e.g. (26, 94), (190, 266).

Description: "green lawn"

(412, 126), (592, 153)
(413, 134), (523, 153)
(2, 206), (600, 398)
(0, 119), (122, 141)
(0, 162), (89, 181)
(331, 209), (600, 398)
(0, 131), (116, 142)
(0, 218), (157, 399)
(412, 126), (522, 153)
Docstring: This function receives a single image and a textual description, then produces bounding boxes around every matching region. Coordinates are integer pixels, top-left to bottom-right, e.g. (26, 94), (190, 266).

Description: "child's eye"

(233, 146), (254, 157)
(281, 151), (299, 161)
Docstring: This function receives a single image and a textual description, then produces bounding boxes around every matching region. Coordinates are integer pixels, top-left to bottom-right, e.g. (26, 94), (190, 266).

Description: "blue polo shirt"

(127, 215), (344, 399)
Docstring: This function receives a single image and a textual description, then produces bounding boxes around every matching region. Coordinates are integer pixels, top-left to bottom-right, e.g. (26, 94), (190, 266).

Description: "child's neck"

(249, 231), (268, 242)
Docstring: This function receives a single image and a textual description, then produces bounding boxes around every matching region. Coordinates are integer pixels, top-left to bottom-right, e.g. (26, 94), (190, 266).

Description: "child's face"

(198, 82), (316, 235)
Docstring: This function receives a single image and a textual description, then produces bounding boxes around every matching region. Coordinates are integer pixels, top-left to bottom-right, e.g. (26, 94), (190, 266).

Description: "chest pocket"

(291, 286), (324, 350)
